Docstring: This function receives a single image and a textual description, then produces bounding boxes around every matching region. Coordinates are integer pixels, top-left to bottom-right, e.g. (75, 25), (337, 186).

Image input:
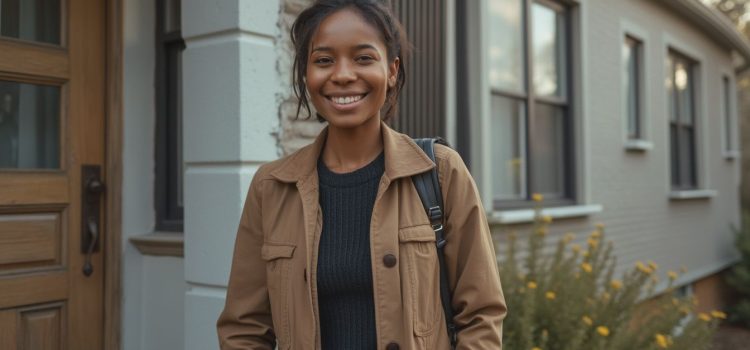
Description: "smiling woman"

(216, 1), (506, 349)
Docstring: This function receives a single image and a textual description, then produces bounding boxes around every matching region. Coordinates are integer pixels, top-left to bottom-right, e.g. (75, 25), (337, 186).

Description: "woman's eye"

(314, 57), (333, 65)
(356, 56), (374, 63)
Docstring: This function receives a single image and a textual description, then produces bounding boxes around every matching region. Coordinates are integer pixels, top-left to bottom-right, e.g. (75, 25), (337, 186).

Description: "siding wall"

(491, 0), (741, 287)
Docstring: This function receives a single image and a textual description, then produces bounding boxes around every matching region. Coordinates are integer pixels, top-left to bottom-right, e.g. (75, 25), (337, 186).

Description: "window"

(155, 0), (185, 231)
(488, 0), (573, 207)
(623, 35), (642, 140)
(667, 50), (698, 190)
(722, 75), (737, 155)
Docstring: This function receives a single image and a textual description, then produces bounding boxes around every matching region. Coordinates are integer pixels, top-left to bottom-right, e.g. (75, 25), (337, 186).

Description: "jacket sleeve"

(437, 146), (507, 349)
(217, 168), (276, 350)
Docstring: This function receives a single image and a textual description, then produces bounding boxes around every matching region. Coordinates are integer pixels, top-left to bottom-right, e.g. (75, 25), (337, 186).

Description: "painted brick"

(184, 166), (256, 286)
(183, 0), (279, 39)
(183, 38), (279, 163)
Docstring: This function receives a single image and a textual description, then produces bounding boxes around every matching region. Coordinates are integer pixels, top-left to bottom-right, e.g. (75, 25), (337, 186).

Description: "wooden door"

(0, 0), (106, 349)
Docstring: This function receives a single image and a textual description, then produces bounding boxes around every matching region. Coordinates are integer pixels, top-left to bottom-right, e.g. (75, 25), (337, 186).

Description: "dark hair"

(291, 0), (410, 122)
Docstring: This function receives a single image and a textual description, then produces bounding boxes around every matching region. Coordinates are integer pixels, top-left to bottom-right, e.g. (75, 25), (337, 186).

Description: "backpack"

(411, 138), (457, 349)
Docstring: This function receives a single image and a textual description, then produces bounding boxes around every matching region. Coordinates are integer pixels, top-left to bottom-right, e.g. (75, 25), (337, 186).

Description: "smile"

(328, 94), (367, 106)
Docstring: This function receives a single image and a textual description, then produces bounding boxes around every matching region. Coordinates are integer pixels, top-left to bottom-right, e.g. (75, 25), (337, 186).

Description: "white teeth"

(331, 95), (363, 105)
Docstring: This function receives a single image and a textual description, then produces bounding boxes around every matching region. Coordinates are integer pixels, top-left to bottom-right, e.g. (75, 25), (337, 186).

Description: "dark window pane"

(724, 76), (733, 151)
(670, 123), (679, 187)
(0, 0), (61, 45)
(532, 3), (565, 98)
(675, 60), (693, 126)
(530, 103), (566, 197)
(0, 80), (60, 169)
(680, 127), (696, 188)
(623, 36), (641, 139)
(489, 0), (525, 92)
(491, 94), (526, 200)
(667, 55), (677, 122)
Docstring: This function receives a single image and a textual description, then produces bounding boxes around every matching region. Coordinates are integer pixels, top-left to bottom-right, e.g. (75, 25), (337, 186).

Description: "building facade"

(0, 0), (746, 349)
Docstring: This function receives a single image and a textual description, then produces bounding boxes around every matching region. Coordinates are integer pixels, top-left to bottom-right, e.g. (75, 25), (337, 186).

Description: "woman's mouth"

(328, 93), (367, 106)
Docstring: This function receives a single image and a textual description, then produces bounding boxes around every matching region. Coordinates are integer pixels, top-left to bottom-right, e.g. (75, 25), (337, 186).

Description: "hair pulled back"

(291, 0), (410, 122)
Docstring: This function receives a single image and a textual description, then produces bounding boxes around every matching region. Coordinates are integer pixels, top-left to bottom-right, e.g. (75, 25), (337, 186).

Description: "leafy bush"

(498, 196), (722, 350)
(726, 213), (750, 327)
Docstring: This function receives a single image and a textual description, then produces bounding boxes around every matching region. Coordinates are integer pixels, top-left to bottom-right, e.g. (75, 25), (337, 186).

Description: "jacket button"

(386, 342), (400, 350)
(383, 254), (397, 268)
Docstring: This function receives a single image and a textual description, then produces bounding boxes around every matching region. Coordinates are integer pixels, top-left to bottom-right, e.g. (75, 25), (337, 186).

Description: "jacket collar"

(270, 121), (435, 184)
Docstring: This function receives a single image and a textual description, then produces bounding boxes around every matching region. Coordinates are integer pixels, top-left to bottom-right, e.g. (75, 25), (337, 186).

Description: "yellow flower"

(711, 310), (727, 319)
(590, 230), (602, 239)
(532, 347), (542, 350)
(636, 261), (653, 275)
(532, 193), (544, 202)
(563, 233), (575, 243)
(545, 291), (556, 300)
(648, 260), (659, 271)
(595, 223), (605, 231)
(668, 271), (678, 280)
(541, 215), (553, 224)
(527, 281), (538, 289)
(582, 251), (590, 258)
(587, 237), (599, 248)
(571, 244), (581, 253)
(610, 280), (623, 290)
(698, 313), (711, 322)
(601, 292), (611, 301)
(581, 262), (593, 273)
(596, 326), (610, 337)
(582, 316), (593, 326)
(671, 298), (679, 306)
(536, 227), (548, 236)
(679, 306), (691, 315)
(655, 333), (670, 348)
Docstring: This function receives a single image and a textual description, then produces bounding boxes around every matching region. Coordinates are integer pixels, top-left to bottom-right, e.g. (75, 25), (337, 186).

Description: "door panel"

(0, 0), (106, 349)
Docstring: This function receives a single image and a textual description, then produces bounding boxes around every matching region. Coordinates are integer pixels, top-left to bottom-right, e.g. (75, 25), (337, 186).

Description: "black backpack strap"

(411, 138), (457, 348)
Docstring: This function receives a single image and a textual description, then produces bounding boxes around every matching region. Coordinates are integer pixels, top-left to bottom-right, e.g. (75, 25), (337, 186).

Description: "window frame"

(155, 0), (185, 232)
(667, 49), (700, 191)
(721, 73), (740, 159)
(483, 0), (577, 210)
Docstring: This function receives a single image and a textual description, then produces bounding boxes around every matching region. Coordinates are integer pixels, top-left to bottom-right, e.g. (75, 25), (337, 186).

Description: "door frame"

(104, 0), (123, 348)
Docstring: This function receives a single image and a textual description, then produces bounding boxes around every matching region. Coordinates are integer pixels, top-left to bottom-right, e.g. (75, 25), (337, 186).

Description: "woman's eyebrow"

(311, 44), (378, 53)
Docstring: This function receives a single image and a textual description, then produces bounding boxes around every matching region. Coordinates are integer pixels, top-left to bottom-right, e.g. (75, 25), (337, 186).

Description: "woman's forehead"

(310, 8), (386, 51)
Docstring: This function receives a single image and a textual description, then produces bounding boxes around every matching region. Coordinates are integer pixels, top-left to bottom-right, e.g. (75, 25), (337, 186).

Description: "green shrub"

(498, 197), (721, 350)
(726, 212), (750, 327)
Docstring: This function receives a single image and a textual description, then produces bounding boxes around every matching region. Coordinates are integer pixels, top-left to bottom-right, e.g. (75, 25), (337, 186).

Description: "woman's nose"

(331, 61), (356, 84)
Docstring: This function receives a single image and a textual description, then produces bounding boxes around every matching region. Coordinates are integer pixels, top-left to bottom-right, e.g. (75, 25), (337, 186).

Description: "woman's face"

(306, 7), (399, 130)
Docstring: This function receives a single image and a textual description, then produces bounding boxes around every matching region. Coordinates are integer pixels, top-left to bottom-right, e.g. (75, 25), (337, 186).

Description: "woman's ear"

(388, 57), (400, 88)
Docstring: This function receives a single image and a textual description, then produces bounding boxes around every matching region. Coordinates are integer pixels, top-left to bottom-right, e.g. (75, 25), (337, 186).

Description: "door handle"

(81, 165), (104, 277)
(83, 216), (99, 276)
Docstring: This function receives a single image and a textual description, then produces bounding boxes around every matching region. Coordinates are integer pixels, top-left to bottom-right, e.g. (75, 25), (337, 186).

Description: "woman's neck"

(321, 118), (384, 174)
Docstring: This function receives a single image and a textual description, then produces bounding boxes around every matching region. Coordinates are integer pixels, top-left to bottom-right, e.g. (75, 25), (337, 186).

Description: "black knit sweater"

(316, 152), (384, 350)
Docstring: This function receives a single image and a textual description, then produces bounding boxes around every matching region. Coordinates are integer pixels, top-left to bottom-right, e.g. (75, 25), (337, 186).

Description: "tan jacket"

(217, 123), (506, 349)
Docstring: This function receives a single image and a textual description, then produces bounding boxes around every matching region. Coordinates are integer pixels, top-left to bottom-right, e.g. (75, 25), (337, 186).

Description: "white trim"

(624, 139), (653, 152)
(445, 0), (457, 147)
(620, 20), (652, 147)
(668, 189), (717, 200)
(488, 204), (603, 225)
(662, 33), (711, 192)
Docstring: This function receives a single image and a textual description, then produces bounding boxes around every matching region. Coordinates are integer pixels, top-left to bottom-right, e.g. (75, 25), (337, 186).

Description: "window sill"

(668, 190), (717, 200)
(130, 232), (184, 257)
(723, 150), (740, 161)
(488, 204), (604, 225)
(624, 139), (653, 152)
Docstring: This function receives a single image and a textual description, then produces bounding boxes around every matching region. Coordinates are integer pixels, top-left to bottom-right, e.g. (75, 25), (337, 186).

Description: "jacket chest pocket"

(261, 242), (296, 349)
(398, 225), (442, 337)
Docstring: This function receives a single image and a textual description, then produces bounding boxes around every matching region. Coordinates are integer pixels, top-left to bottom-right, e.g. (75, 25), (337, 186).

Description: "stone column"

(181, 1), (281, 349)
